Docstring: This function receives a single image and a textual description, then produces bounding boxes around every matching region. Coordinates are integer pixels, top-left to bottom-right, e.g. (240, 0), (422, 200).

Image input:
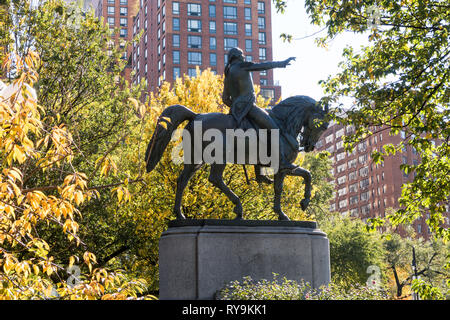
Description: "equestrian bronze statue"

(145, 48), (329, 220)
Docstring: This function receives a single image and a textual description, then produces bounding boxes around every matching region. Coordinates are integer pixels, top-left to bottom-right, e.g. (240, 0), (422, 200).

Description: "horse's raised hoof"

(300, 198), (310, 211)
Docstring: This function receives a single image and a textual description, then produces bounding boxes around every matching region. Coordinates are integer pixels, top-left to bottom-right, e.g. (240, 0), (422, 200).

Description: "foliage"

(299, 0), (449, 242)
(271, 0), (450, 298)
(0, 51), (152, 299)
(318, 213), (387, 289)
(217, 274), (389, 300)
(380, 220), (449, 299)
(0, 0), (156, 299)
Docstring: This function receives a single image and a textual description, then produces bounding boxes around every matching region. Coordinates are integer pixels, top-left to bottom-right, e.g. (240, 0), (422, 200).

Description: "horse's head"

(300, 103), (329, 152)
(269, 95), (330, 152)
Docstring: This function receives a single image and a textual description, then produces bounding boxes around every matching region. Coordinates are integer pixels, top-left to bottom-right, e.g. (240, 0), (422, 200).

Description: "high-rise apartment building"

(316, 123), (449, 239)
(93, 0), (139, 82)
(131, 0), (281, 102)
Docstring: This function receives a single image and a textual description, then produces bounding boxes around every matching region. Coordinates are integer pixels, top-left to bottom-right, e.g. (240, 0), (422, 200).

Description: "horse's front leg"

(288, 167), (312, 211)
(273, 172), (289, 220)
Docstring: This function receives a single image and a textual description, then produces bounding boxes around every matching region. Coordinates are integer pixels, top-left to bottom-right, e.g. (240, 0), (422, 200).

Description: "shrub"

(216, 274), (389, 300)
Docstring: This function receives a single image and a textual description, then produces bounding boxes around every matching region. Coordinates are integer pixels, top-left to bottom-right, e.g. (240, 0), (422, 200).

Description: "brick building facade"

(131, 0), (281, 102)
(316, 123), (449, 239)
(93, 0), (139, 82)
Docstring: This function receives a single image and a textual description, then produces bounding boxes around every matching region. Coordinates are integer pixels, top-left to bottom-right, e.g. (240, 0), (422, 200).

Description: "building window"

(107, 17), (115, 26)
(172, 2), (179, 15)
(107, 6), (115, 15)
(258, 32), (266, 44)
(120, 0), (127, 4)
(257, 1), (265, 14)
(259, 47), (266, 60)
(209, 5), (216, 17)
(349, 183), (358, 193)
(223, 6), (237, 19)
(173, 50), (180, 64)
(260, 70), (267, 76)
(120, 28), (127, 38)
(188, 52), (202, 65)
(360, 178), (370, 190)
(359, 166), (369, 177)
(188, 35), (202, 48)
(210, 53), (217, 66)
(246, 55), (253, 61)
(224, 38), (238, 50)
(224, 22), (238, 35)
(337, 163), (347, 173)
(258, 16), (265, 29)
(107, 0), (114, 3)
(245, 39), (252, 52)
(120, 17), (127, 27)
(162, 4), (166, 17)
(173, 34), (180, 47)
(260, 78), (268, 85)
(173, 18), (180, 31)
(245, 24), (252, 36)
(359, 153), (368, 164)
(261, 89), (275, 100)
(339, 199), (348, 209)
(188, 68), (198, 77)
(360, 191), (370, 202)
(223, 0), (237, 3)
(209, 21), (216, 33)
(338, 187), (347, 197)
(349, 171), (357, 181)
(244, 7), (251, 20)
(187, 3), (202, 16)
(361, 204), (371, 215)
(173, 67), (181, 80)
(209, 37), (216, 50)
(120, 7), (127, 16)
(188, 19), (202, 32)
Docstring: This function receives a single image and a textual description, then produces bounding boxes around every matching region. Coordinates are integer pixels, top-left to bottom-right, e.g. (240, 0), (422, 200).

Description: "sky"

(271, 0), (370, 101)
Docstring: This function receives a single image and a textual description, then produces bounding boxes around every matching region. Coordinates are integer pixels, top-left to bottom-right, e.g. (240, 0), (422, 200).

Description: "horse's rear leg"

(273, 172), (289, 220)
(208, 164), (243, 220)
(174, 163), (203, 219)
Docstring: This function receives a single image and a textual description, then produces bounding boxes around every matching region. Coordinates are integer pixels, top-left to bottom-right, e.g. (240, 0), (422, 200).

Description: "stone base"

(159, 219), (330, 300)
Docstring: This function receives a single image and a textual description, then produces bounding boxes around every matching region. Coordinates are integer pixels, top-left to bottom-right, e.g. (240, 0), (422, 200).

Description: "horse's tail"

(145, 105), (197, 173)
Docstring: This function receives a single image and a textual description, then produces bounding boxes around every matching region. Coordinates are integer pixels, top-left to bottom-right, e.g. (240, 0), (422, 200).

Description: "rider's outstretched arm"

(243, 57), (295, 72)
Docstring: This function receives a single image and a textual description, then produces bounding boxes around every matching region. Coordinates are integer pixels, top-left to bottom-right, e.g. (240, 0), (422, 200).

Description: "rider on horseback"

(222, 47), (298, 172)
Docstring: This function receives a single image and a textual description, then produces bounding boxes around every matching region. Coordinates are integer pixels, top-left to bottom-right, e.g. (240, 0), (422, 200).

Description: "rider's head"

(227, 47), (245, 63)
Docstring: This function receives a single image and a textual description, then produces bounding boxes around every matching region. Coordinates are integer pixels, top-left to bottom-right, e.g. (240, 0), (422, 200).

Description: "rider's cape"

(230, 93), (256, 125)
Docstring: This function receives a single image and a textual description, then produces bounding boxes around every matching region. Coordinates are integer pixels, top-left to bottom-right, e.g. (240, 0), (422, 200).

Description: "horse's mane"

(268, 95), (318, 136)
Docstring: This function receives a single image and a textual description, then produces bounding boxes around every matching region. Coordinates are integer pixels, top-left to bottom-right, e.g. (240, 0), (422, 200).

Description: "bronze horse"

(145, 95), (329, 220)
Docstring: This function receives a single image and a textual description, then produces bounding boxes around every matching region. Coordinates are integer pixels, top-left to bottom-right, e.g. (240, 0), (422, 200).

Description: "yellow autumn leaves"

(0, 51), (150, 299)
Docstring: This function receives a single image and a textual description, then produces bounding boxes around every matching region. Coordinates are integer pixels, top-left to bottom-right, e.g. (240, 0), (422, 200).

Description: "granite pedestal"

(159, 219), (330, 300)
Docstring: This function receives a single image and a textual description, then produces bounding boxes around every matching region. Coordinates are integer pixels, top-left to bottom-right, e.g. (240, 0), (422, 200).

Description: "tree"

(272, 0), (449, 298)
(381, 222), (449, 299)
(319, 212), (387, 289)
(0, 50), (151, 299)
(0, 0), (156, 299)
